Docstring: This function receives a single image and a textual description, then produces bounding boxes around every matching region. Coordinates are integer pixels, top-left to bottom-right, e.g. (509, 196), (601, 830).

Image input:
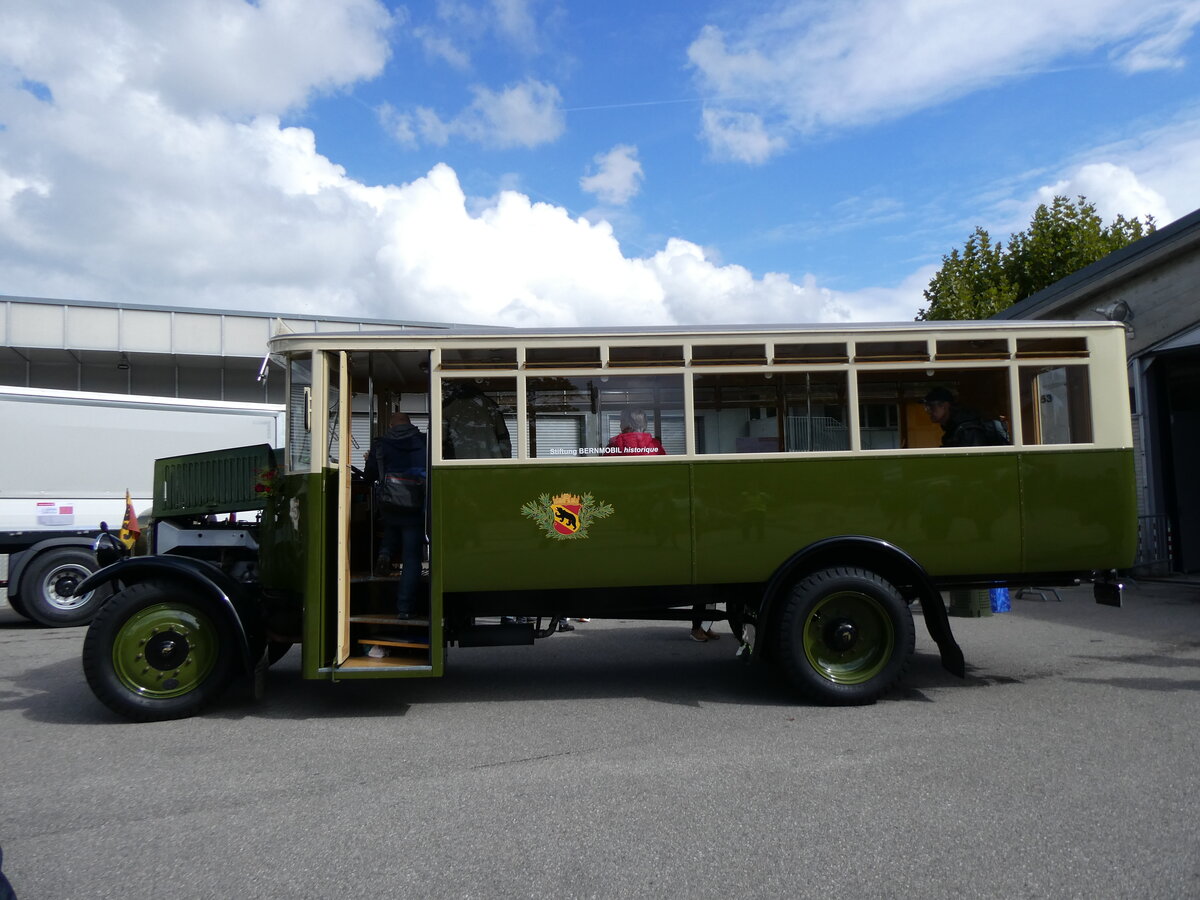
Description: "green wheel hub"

(111, 602), (219, 699)
(802, 590), (895, 685)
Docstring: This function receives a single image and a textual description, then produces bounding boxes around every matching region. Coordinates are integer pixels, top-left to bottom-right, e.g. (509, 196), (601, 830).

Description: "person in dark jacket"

(923, 387), (990, 447)
(366, 412), (427, 619)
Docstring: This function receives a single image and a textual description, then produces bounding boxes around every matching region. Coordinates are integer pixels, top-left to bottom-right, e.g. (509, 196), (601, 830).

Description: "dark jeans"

(380, 510), (424, 615)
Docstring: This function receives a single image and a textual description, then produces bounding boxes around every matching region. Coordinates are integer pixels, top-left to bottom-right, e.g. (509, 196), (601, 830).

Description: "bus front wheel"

(773, 566), (914, 705)
(82, 581), (237, 722)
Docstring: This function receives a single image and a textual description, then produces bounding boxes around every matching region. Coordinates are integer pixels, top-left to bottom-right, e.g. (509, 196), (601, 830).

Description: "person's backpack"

(374, 442), (425, 512)
(981, 418), (1010, 446)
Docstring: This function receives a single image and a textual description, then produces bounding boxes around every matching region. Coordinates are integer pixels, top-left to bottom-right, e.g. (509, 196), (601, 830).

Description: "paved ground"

(1, 581), (1198, 899)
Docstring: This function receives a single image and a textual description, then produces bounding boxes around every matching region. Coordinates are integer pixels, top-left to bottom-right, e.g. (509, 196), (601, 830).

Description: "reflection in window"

(326, 353), (340, 465)
(442, 377), (516, 459)
(526, 374), (683, 458)
(857, 368), (1011, 450)
(694, 372), (849, 454)
(1019, 365), (1092, 445)
(288, 355), (312, 472)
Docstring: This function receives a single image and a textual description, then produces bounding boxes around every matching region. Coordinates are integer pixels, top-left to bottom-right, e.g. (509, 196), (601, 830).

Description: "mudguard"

(760, 535), (965, 678)
(74, 555), (265, 674)
(7, 536), (97, 601)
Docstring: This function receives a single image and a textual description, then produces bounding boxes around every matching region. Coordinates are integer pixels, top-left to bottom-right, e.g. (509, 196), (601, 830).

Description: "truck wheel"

(83, 581), (236, 722)
(4, 591), (31, 620)
(21, 548), (112, 627)
(773, 566), (914, 705)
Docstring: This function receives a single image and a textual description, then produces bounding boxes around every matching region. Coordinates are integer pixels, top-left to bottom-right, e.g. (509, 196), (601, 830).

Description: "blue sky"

(1, 1), (1198, 326)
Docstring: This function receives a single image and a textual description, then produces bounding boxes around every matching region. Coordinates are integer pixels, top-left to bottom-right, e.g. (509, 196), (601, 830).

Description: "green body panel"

(692, 454), (1023, 579)
(1019, 449), (1137, 571)
(255, 448), (1133, 681)
(259, 471), (334, 678)
(433, 463), (693, 592)
(433, 449), (1136, 591)
(153, 444), (273, 518)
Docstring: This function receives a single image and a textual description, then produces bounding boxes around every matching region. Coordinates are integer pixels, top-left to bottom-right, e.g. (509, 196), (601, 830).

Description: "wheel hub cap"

(111, 603), (216, 699)
(144, 631), (191, 670)
(803, 590), (896, 686)
(825, 618), (857, 650)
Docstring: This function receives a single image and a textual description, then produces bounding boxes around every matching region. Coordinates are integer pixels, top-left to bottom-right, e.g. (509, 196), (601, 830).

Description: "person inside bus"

(606, 407), (665, 455)
(366, 412), (427, 623)
(922, 387), (994, 448)
(442, 380), (512, 458)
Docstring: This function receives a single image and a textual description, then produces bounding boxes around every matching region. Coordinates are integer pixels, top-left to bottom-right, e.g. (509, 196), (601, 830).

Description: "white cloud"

(4, 0), (1192, 336)
(0, 0), (394, 118)
(1035, 163), (1173, 223)
(977, 111), (1200, 236)
(700, 108), (787, 165)
(491, 0), (541, 52)
(413, 27), (471, 70)
(405, 0), (548, 70)
(580, 145), (644, 205)
(0, 1), (854, 327)
(397, 79), (566, 149)
(688, 0), (1200, 159)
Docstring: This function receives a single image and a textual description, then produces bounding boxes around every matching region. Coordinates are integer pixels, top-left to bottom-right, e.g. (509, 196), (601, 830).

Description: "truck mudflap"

(913, 578), (966, 678)
(74, 555), (264, 674)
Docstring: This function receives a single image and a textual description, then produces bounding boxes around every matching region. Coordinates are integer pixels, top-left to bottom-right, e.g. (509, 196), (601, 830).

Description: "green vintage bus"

(77, 321), (1136, 721)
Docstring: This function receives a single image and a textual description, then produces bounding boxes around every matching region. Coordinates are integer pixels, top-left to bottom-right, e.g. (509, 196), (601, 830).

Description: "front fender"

(8, 536), (97, 600)
(758, 535), (964, 678)
(75, 556), (264, 674)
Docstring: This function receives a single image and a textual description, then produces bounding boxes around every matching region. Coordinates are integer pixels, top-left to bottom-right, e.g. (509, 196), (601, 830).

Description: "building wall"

(994, 209), (1200, 572)
(0, 295), (454, 404)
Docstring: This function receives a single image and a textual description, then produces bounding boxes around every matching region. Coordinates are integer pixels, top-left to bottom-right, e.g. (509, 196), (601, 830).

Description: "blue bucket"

(989, 587), (1011, 613)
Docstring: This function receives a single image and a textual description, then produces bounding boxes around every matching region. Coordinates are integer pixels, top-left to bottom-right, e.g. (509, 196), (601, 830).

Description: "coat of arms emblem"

(520, 492), (614, 540)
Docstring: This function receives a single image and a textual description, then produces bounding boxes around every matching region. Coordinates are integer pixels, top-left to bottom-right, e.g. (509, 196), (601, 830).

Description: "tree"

(917, 195), (1156, 320)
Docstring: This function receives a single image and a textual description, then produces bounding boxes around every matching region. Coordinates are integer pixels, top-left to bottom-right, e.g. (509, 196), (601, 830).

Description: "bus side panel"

(691, 454), (1023, 581)
(1019, 448), (1137, 572)
(433, 462), (693, 592)
(260, 471), (332, 678)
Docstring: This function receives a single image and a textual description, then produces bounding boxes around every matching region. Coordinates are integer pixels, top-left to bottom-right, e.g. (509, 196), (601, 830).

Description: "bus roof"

(269, 319), (1122, 351)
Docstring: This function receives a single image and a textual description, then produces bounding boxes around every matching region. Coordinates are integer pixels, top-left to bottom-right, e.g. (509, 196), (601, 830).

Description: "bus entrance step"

(455, 623), (535, 647)
(361, 635), (429, 650)
(350, 615), (430, 626)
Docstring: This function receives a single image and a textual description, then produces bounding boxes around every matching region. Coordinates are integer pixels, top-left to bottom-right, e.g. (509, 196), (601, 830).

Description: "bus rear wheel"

(774, 566), (914, 705)
(82, 581), (236, 722)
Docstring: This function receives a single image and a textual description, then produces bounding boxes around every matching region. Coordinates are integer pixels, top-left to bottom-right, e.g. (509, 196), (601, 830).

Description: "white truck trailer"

(0, 385), (284, 626)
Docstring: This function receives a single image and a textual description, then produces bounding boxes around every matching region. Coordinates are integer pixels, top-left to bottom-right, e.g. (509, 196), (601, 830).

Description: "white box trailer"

(0, 385), (284, 626)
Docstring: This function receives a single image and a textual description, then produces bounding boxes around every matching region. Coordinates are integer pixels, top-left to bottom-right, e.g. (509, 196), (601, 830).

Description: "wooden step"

(349, 615), (430, 626)
(340, 654), (431, 669)
(360, 635), (429, 649)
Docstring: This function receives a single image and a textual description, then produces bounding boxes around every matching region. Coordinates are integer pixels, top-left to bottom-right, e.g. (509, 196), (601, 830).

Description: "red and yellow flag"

(119, 490), (140, 549)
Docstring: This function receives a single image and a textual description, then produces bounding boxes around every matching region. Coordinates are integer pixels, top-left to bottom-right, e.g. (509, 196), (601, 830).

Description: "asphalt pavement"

(1, 580), (1198, 899)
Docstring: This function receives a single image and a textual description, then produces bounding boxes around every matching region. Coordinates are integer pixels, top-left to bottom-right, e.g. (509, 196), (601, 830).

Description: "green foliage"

(917, 196), (1156, 320)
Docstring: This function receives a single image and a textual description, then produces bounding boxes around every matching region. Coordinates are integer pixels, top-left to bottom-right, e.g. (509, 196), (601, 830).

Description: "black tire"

(82, 580), (237, 722)
(4, 591), (31, 620)
(773, 566), (914, 705)
(21, 548), (112, 627)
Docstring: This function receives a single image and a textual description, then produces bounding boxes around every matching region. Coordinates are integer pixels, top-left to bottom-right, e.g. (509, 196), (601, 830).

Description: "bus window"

(526, 374), (683, 458)
(288, 354), (312, 471)
(857, 368), (1011, 449)
(441, 377), (516, 459)
(1020, 365), (1093, 444)
(694, 371), (849, 454)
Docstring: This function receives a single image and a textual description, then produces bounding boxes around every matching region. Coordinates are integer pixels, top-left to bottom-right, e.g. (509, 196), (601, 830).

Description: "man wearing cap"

(923, 387), (991, 447)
